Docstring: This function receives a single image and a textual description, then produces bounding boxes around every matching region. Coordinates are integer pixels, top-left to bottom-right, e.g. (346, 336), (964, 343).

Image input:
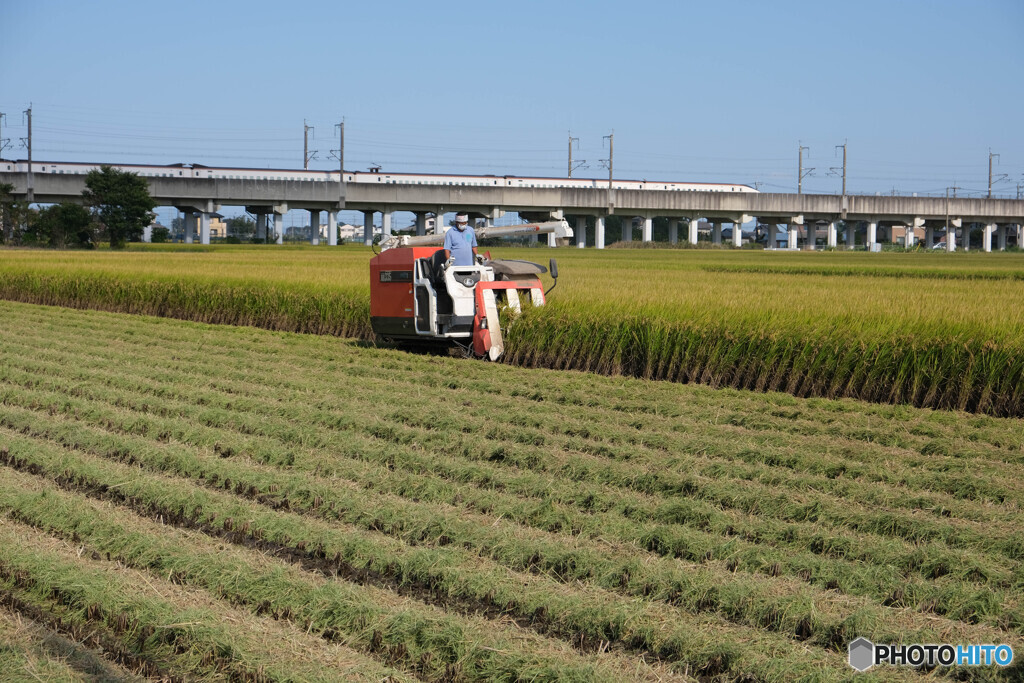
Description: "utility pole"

(945, 187), (950, 238)
(567, 132), (585, 178)
(303, 120), (317, 169)
(987, 150), (1007, 199)
(0, 112), (9, 158)
(602, 132), (613, 189)
(988, 151), (998, 199)
(22, 105), (32, 203)
(331, 119), (345, 174)
(798, 143), (813, 194)
(832, 142), (847, 196)
(601, 132), (614, 213)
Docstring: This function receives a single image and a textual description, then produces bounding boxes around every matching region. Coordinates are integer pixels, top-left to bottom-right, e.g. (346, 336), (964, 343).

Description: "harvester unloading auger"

(369, 220), (573, 360)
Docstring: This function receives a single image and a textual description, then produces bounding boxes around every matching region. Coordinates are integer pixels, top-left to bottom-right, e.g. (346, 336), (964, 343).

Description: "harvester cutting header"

(370, 219), (573, 360)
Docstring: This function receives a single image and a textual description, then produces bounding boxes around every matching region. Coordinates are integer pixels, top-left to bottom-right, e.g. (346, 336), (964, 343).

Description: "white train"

(1, 160), (758, 193)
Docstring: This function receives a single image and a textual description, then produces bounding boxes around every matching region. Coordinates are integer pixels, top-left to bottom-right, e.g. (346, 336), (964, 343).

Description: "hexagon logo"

(849, 637), (874, 672)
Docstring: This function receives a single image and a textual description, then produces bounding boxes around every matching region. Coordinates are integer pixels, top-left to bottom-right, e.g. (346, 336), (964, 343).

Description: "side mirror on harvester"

(545, 258), (558, 297)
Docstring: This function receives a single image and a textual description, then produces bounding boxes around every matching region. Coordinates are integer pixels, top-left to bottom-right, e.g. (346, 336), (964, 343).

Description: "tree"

(225, 215), (256, 240)
(151, 226), (170, 243)
(82, 166), (156, 249)
(30, 202), (95, 248)
(0, 182), (30, 245)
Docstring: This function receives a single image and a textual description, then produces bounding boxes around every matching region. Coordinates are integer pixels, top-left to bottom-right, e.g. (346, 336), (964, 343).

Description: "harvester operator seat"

(426, 249), (448, 289)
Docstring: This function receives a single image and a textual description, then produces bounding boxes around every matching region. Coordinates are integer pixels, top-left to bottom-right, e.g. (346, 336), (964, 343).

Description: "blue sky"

(2, 0), (1022, 211)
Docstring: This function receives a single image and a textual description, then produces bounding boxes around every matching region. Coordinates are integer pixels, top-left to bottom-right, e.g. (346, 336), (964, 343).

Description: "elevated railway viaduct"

(2, 169), (1022, 251)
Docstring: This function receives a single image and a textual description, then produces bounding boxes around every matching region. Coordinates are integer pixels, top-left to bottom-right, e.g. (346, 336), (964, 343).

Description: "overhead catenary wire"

(4, 103), (1021, 195)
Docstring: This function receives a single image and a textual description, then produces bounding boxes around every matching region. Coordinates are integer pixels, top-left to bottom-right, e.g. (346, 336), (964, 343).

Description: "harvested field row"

(1, 247), (1022, 414)
(0, 467), (695, 683)
(0, 600), (139, 683)
(0, 516), (408, 683)
(0, 301), (1021, 680)
(0, 431), (846, 681)
(0, 377), (1018, 631)
(0, 307), (1019, 602)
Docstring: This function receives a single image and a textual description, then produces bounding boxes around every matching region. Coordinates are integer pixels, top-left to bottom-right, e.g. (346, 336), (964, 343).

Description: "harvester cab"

(369, 220), (571, 360)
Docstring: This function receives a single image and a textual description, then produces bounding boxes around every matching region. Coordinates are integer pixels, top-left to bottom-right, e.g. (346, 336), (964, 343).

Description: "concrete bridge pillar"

(712, 221), (722, 245)
(200, 212), (211, 245)
(621, 216), (633, 242)
(382, 211), (392, 238)
(688, 218), (699, 245)
(328, 211), (337, 246)
(256, 214), (267, 240)
(668, 219), (678, 245)
(925, 226), (934, 249)
(908, 218), (923, 249)
(983, 223), (995, 252)
(363, 211), (375, 246)
(867, 221), (877, 250)
(274, 212), (284, 244)
(845, 222), (856, 249)
(997, 224), (1008, 251)
(595, 215), (606, 249)
(947, 225), (956, 253)
(309, 209), (320, 245)
(576, 216), (587, 248)
(433, 208), (446, 235)
(827, 222), (837, 248)
(788, 225), (798, 249)
(641, 216), (653, 243)
(415, 212), (427, 236)
(184, 213), (196, 244)
(733, 221), (742, 248)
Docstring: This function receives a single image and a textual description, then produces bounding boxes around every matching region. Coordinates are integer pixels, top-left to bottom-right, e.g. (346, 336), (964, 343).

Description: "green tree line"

(1, 165), (156, 249)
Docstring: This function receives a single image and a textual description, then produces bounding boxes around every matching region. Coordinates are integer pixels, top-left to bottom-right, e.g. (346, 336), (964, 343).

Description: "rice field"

(1, 244), (1023, 415)
(0, 300), (1022, 681)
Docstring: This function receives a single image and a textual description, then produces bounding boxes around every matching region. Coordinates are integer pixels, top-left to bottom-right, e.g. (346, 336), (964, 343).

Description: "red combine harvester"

(369, 220), (573, 360)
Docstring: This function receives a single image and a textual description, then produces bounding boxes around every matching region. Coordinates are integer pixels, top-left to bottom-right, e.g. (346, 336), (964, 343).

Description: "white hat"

(455, 213), (469, 223)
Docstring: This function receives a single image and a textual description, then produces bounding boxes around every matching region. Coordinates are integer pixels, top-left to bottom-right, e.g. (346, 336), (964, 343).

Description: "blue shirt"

(443, 226), (477, 266)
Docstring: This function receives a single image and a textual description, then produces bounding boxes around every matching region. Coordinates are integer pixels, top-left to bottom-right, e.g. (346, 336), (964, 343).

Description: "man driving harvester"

(442, 213), (478, 266)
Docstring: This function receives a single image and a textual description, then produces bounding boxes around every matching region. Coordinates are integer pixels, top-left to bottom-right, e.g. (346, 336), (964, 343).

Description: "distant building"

(889, 225), (925, 246)
(208, 213), (226, 239)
